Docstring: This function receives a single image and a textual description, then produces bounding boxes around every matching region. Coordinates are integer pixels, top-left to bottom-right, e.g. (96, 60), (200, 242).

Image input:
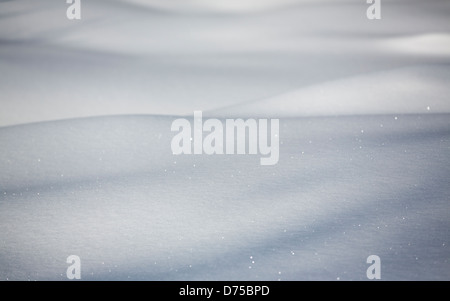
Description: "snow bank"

(0, 0), (449, 281)
(209, 65), (450, 117)
(1, 114), (449, 280)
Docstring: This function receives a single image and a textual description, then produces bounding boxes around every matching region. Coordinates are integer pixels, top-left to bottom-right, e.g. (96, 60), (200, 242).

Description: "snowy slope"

(0, 0), (449, 281)
(1, 114), (449, 280)
(209, 65), (450, 117)
(1, 0), (450, 126)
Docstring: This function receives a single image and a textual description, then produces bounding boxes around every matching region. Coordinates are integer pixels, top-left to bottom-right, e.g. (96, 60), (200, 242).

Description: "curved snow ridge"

(380, 33), (450, 57)
(208, 65), (450, 118)
(121, 0), (313, 14)
(0, 115), (175, 192)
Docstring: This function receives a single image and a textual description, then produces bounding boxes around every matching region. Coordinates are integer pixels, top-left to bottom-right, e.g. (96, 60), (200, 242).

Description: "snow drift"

(0, 0), (449, 281)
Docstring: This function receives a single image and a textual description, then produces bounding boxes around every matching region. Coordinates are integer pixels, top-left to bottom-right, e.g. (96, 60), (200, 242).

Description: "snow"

(0, 0), (449, 280)
(208, 65), (450, 117)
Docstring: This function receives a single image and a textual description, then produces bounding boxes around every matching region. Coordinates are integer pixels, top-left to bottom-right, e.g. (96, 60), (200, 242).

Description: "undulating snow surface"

(0, 0), (449, 280)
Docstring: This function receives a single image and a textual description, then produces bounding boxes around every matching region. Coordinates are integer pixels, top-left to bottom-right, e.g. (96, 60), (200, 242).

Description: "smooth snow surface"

(0, 0), (449, 280)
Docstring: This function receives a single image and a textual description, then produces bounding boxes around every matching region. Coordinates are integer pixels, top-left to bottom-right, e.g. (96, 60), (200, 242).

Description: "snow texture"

(0, 0), (449, 280)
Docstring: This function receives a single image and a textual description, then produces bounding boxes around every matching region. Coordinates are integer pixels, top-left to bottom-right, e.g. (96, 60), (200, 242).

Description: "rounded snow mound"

(209, 65), (450, 118)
